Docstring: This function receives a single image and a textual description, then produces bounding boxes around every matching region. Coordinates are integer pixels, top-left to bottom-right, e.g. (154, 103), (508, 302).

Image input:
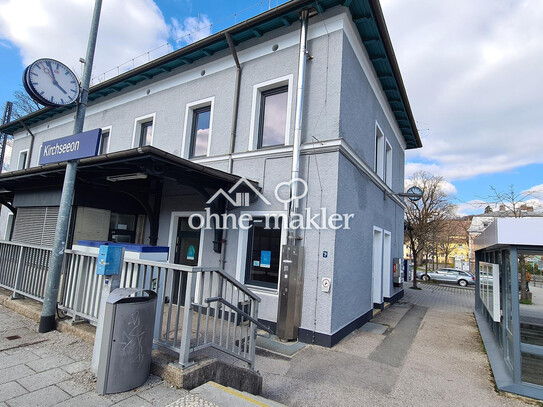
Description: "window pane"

(245, 218), (282, 288)
(99, 131), (109, 155)
(140, 121), (153, 146)
(259, 87), (288, 148)
(191, 107), (211, 157)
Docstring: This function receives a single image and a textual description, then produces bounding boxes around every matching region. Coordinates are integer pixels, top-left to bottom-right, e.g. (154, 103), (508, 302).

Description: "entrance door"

(172, 217), (201, 304)
(372, 228), (383, 307)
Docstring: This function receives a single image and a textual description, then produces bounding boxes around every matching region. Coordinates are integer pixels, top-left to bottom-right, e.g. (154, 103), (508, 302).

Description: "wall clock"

(23, 58), (81, 107)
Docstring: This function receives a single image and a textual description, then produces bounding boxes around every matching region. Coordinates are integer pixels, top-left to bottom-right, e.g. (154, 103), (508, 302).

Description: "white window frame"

(235, 210), (288, 292)
(132, 113), (156, 147)
(181, 97), (214, 159)
(99, 126), (112, 155)
(17, 149), (29, 170)
(166, 211), (205, 266)
(382, 230), (392, 298)
(385, 139), (392, 187)
(248, 75), (293, 151)
(375, 122), (384, 178)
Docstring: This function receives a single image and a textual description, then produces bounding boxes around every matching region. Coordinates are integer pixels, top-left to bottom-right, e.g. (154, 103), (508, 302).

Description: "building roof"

(0, 0), (421, 149)
(474, 218), (543, 251)
(0, 146), (258, 206)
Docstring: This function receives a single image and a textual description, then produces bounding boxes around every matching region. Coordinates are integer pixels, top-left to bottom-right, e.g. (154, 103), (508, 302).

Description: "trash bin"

(96, 288), (157, 395)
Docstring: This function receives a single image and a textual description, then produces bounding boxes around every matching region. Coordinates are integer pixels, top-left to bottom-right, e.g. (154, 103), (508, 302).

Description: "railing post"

(249, 301), (259, 370)
(179, 270), (196, 368)
(12, 246), (26, 299)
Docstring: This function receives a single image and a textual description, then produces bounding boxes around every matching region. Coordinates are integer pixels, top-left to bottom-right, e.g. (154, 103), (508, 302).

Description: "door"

(372, 229), (383, 306)
(172, 217), (201, 304)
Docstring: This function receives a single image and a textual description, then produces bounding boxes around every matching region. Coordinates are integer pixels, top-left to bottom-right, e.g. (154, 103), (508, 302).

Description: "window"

(182, 98), (214, 159)
(249, 75), (292, 151)
(99, 130), (110, 155)
(132, 114), (155, 147)
(17, 150), (28, 170)
(139, 121), (153, 147)
(375, 124), (384, 178)
(109, 212), (136, 243)
(245, 217), (282, 289)
(258, 86), (288, 148)
(385, 140), (392, 187)
(190, 106), (211, 158)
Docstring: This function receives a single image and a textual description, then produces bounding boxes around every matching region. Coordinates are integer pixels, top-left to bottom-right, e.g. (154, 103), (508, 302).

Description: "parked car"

(416, 268), (475, 287)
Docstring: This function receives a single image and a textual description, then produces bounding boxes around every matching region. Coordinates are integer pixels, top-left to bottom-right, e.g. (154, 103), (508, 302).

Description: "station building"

(0, 0), (421, 346)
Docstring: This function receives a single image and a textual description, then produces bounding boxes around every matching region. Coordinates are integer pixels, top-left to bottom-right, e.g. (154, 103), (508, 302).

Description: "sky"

(0, 0), (542, 216)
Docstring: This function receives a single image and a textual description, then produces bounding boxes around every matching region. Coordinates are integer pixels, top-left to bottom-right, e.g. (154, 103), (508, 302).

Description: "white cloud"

(0, 0), (170, 84)
(382, 0), (543, 181)
(170, 15), (212, 45)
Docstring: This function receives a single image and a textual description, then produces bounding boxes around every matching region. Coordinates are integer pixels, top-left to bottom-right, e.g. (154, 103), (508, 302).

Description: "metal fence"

(0, 241), (51, 302)
(0, 241), (262, 369)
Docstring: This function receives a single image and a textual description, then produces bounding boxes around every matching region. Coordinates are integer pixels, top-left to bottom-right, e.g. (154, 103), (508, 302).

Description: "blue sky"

(1, 0), (542, 216)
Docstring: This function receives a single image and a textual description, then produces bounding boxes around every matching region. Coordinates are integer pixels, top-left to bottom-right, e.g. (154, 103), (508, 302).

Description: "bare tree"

(486, 185), (534, 302)
(436, 220), (469, 267)
(405, 171), (456, 288)
(10, 89), (42, 119)
(486, 185), (536, 217)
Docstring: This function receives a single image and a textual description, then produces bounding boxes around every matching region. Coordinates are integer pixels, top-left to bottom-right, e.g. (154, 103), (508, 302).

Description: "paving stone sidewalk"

(0, 304), (189, 407)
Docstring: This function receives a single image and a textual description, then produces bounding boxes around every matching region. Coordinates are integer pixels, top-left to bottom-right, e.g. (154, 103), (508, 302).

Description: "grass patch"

(520, 299), (533, 305)
(409, 286), (422, 290)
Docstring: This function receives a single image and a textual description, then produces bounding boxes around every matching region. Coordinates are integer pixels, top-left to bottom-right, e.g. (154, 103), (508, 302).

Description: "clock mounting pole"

(39, 0), (103, 333)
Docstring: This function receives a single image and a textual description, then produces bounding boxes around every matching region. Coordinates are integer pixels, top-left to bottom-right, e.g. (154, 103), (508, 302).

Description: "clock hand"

(46, 61), (57, 81)
(53, 82), (68, 94)
(42, 65), (54, 81)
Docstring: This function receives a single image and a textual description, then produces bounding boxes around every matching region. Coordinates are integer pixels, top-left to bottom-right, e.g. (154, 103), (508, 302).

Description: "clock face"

(24, 58), (80, 107)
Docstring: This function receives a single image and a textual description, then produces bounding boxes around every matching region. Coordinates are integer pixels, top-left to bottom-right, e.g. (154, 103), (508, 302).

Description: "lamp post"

(39, 0), (103, 333)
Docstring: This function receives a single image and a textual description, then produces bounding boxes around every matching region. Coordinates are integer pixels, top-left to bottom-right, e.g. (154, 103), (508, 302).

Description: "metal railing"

(0, 241), (51, 302)
(0, 241), (263, 369)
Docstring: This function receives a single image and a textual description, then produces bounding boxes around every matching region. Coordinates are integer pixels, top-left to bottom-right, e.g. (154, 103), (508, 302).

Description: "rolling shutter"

(12, 207), (59, 247)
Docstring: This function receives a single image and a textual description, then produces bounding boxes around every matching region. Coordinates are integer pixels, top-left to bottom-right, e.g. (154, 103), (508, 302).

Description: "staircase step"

(189, 381), (287, 407)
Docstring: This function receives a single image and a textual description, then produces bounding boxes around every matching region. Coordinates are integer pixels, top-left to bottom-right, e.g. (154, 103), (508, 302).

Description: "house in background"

(0, 0), (420, 347)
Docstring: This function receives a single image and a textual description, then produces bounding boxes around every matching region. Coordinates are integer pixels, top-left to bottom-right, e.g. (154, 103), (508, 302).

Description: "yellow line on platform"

(209, 381), (269, 407)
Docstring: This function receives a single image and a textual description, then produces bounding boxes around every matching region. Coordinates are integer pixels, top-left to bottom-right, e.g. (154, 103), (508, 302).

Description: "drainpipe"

(218, 32), (242, 270)
(276, 9), (311, 342)
(287, 8), (310, 246)
(225, 31), (241, 175)
(21, 122), (35, 167)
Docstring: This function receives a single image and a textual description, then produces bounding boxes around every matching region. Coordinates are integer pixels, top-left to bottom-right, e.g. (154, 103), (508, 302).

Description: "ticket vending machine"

(276, 245), (304, 341)
(393, 257), (403, 287)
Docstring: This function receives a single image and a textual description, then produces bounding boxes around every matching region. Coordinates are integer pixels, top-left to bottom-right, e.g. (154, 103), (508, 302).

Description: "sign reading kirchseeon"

(39, 129), (102, 165)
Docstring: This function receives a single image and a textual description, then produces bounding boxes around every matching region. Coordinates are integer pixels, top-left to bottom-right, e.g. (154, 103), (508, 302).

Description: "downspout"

(276, 8), (311, 342)
(225, 31), (241, 175)
(287, 8), (310, 246)
(219, 31), (242, 270)
(21, 122), (35, 167)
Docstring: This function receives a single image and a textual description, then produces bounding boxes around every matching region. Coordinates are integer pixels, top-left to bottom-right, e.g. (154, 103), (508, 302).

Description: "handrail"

(0, 239), (51, 251)
(199, 268), (261, 303)
(64, 250), (258, 303)
(205, 296), (272, 334)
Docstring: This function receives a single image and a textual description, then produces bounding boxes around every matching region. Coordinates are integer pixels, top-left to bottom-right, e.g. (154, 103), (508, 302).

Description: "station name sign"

(39, 129), (102, 165)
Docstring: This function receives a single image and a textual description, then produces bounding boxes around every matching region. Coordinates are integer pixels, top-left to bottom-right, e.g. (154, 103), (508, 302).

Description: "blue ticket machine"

(96, 245), (124, 276)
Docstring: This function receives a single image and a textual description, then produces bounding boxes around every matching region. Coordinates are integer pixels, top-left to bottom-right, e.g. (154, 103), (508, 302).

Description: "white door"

(372, 228), (383, 305)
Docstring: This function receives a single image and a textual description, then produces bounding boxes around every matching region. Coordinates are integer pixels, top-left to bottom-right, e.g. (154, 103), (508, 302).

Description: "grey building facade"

(0, 0), (420, 346)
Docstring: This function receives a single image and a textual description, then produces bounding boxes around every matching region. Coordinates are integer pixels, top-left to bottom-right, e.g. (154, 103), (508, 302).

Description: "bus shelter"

(474, 217), (543, 400)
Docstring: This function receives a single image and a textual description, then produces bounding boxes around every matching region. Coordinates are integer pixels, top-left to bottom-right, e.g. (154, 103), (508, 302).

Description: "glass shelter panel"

(519, 252), (543, 386)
